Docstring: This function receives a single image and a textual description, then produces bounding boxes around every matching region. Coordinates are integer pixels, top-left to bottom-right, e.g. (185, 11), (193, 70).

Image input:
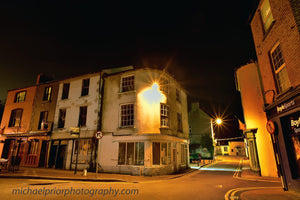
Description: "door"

(56, 145), (67, 169)
(39, 141), (48, 167)
(173, 149), (177, 172)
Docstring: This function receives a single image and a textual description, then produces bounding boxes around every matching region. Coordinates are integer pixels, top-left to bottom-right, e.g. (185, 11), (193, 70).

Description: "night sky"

(0, 1), (257, 119)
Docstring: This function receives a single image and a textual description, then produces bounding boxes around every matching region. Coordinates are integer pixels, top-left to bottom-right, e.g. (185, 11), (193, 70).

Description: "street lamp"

(215, 118), (222, 125)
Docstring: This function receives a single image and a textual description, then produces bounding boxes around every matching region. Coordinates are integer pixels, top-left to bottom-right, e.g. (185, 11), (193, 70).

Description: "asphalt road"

(0, 157), (281, 200)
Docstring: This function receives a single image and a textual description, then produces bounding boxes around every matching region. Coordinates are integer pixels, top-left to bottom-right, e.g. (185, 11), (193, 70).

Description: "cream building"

(99, 68), (189, 175)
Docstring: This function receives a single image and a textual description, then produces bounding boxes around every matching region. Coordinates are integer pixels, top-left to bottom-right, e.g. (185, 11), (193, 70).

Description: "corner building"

(99, 68), (189, 175)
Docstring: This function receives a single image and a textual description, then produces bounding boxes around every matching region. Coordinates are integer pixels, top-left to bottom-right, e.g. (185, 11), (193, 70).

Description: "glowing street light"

(215, 118), (222, 125)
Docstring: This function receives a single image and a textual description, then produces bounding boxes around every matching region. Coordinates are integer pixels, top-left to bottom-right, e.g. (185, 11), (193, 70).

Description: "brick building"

(250, 0), (300, 192)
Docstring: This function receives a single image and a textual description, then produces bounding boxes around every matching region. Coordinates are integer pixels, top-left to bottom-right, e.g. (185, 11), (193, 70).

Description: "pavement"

(1, 158), (300, 199)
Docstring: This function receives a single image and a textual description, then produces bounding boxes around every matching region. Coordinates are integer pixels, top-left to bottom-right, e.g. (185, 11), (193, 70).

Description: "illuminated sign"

(290, 114), (300, 135)
(277, 100), (295, 113)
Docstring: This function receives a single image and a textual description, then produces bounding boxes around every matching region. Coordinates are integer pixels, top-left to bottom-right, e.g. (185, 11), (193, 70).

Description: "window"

(120, 104), (134, 127)
(181, 144), (187, 164)
(224, 146), (228, 152)
(58, 109), (66, 128)
(43, 87), (52, 101)
(78, 106), (87, 127)
(153, 142), (172, 165)
(14, 91), (26, 103)
(8, 109), (23, 127)
(118, 142), (144, 165)
(160, 77), (169, 94)
(72, 139), (92, 164)
(177, 113), (183, 132)
(38, 111), (48, 130)
(160, 103), (169, 127)
(260, 0), (274, 32)
(61, 83), (70, 100)
(121, 75), (135, 92)
(81, 79), (90, 96)
(270, 43), (291, 93)
(176, 88), (181, 102)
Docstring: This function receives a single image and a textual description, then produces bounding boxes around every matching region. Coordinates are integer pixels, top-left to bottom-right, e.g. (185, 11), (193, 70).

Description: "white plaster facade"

(99, 68), (189, 175)
(49, 72), (101, 170)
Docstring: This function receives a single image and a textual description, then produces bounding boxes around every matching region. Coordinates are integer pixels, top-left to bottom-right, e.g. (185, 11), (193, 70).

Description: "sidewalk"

(236, 159), (300, 200)
(0, 164), (203, 183)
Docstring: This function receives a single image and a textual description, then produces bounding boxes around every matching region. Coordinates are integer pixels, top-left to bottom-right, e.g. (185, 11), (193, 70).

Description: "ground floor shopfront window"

(72, 138), (93, 164)
(118, 142), (144, 165)
(153, 142), (172, 165)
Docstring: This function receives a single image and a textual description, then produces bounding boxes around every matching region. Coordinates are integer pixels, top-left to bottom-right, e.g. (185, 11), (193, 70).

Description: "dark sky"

(0, 1), (257, 115)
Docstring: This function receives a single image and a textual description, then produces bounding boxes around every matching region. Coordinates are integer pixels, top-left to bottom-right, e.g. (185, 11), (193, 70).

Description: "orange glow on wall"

(137, 83), (166, 134)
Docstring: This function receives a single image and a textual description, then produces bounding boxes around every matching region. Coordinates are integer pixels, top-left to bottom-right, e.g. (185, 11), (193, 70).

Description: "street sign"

(95, 131), (103, 139)
(266, 120), (276, 134)
(70, 127), (80, 134)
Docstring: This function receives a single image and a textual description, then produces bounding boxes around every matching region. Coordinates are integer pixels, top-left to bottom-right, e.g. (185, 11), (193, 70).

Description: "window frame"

(270, 42), (291, 93)
(176, 88), (181, 102)
(58, 109), (66, 128)
(118, 142), (144, 166)
(14, 91), (26, 103)
(160, 103), (169, 128)
(8, 108), (23, 127)
(43, 86), (52, 101)
(61, 83), (70, 100)
(81, 78), (90, 96)
(260, 0), (274, 33)
(120, 75), (135, 92)
(177, 113), (183, 132)
(78, 106), (87, 127)
(120, 103), (134, 127)
(152, 142), (172, 165)
(38, 111), (48, 130)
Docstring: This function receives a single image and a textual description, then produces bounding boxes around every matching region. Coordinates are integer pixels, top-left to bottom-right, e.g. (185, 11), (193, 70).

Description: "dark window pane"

(118, 143), (126, 165)
(62, 83), (70, 99)
(153, 142), (160, 165)
(81, 79), (90, 96)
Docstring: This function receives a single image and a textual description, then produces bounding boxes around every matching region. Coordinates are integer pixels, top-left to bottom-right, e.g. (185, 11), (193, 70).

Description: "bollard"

(83, 169), (87, 176)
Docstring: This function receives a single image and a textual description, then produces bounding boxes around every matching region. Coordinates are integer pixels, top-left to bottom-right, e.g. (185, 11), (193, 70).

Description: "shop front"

(265, 89), (300, 192)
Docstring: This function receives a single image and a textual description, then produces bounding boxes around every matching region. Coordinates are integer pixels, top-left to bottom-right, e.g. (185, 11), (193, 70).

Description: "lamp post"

(211, 118), (223, 160)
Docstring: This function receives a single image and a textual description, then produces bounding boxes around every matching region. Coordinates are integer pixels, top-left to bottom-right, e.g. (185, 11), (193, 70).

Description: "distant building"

(245, 0), (300, 192)
(99, 68), (189, 175)
(188, 102), (212, 158)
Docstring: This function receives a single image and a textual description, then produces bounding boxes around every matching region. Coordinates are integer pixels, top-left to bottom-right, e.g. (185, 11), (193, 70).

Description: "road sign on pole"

(95, 131), (103, 178)
(95, 131), (103, 139)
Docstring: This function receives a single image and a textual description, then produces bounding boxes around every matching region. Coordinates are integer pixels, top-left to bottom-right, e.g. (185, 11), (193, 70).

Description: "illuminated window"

(177, 113), (183, 132)
(260, 0), (274, 32)
(152, 142), (171, 165)
(270, 43), (291, 93)
(121, 75), (135, 92)
(78, 106), (87, 127)
(61, 83), (70, 100)
(160, 103), (169, 127)
(43, 87), (52, 101)
(14, 91), (26, 103)
(176, 88), (181, 102)
(72, 139), (93, 164)
(38, 111), (48, 130)
(118, 142), (144, 165)
(120, 104), (134, 127)
(81, 79), (90, 96)
(58, 109), (66, 128)
(8, 109), (23, 127)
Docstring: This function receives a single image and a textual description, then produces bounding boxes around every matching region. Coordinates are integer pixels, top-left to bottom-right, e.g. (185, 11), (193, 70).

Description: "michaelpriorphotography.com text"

(12, 187), (139, 197)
